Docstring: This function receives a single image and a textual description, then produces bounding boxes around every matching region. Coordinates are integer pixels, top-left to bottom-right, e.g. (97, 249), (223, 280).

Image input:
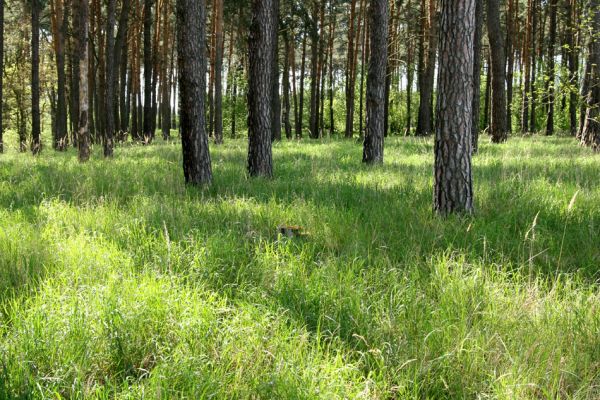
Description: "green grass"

(0, 134), (598, 399)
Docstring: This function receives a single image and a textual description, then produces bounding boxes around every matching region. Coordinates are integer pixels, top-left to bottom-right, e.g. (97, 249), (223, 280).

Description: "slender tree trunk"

(76, 0), (90, 162)
(486, 0), (508, 142)
(297, 30), (307, 138)
(115, 0), (131, 139)
(567, 0), (578, 136)
(247, 0), (277, 177)
(51, 0), (69, 150)
(104, 0), (116, 157)
(31, 0), (41, 155)
(416, 0), (437, 136)
(345, 0), (358, 138)
(362, 0), (388, 164)
(545, 0), (557, 135)
(529, 0), (538, 133)
(309, 3), (320, 139)
(176, 0), (213, 184)
(282, 29), (292, 139)
(471, 0), (483, 152)
(328, 3), (336, 136)
(521, 0), (532, 133)
(214, 0), (224, 143)
(272, 0), (281, 141)
(434, 0), (475, 215)
(143, 0), (153, 142)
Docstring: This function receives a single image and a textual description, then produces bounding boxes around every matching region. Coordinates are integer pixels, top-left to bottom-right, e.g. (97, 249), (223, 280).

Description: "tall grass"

(0, 135), (598, 398)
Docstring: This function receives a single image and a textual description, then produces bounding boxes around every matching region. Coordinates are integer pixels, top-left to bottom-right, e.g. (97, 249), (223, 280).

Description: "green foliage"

(0, 136), (599, 398)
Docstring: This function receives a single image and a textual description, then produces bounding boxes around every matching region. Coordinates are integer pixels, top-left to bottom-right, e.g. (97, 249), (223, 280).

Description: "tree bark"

(581, 0), (600, 150)
(471, 0), (483, 153)
(176, 0), (213, 184)
(31, 0), (42, 155)
(104, 0), (116, 157)
(545, 0), (557, 136)
(416, 0), (437, 136)
(143, 0), (153, 142)
(75, 0), (90, 162)
(362, 0), (388, 164)
(486, 0), (508, 142)
(0, 0), (3, 153)
(247, 0), (276, 177)
(434, 0), (475, 215)
(214, 0), (224, 143)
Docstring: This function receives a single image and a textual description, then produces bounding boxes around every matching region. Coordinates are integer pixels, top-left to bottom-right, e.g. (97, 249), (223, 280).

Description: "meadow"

(0, 135), (598, 399)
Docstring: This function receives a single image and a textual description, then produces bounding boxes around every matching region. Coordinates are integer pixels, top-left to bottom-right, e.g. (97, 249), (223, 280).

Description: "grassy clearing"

(0, 135), (598, 399)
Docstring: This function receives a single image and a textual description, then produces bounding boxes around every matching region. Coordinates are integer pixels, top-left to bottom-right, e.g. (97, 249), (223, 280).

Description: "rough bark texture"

(31, 0), (41, 155)
(76, 0), (90, 162)
(176, 0), (213, 184)
(581, 0), (600, 150)
(486, 0), (508, 142)
(362, 0), (388, 164)
(247, 0), (275, 177)
(434, 0), (475, 215)
(471, 0), (483, 153)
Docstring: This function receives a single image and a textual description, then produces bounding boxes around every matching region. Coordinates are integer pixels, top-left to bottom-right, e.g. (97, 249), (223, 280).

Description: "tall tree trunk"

(176, 0), (213, 184)
(581, 0), (600, 150)
(405, 0), (413, 135)
(362, 0), (388, 164)
(214, 0), (224, 143)
(434, 0), (475, 215)
(114, 0), (131, 138)
(471, 0), (483, 152)
(247, 0), (277, 177)
(309, 2), (320, 139)
(104, 0), (116, 157)
(31, 0), (41, 154)
(545, 0), (557, 135)
(0, 0), (3, 153)
(297, 29), (307, 138)
(271, 0), (281, 141)
(282, 28), (292, 139)
(521, 0), (532, 133)
(345, 0), (358, 138)
(51, 0), (69, 150)
(529, 0), (538, 133)
(328, 2), (335, 136)
(505, 0), (515, 134)
(75, 0), (90, 161)
(486, 0), (508, 142)
(566, 0), (578, 136)
(143, 0), (153, 142)
(416, 0), (437, 136)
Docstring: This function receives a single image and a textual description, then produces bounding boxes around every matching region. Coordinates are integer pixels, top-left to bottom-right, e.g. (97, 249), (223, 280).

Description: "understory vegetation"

(0, 135), (599, 399)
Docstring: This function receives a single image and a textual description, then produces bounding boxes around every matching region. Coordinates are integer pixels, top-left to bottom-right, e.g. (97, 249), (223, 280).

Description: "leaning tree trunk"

(486, 0), (508, 143)
(434, 0), (475, 215)
(247, 0), (277, 177)
(176, 0), (213, 184)
(362, 0), (388, 164)
(31, 0), (41, 155)
(471, 0), (483, 153)
(581, 0), (600, 150)
(75, 0), (90, 162)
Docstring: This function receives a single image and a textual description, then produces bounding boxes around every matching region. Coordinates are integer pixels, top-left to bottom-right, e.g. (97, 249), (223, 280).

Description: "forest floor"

(0, 135), (599, 399)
